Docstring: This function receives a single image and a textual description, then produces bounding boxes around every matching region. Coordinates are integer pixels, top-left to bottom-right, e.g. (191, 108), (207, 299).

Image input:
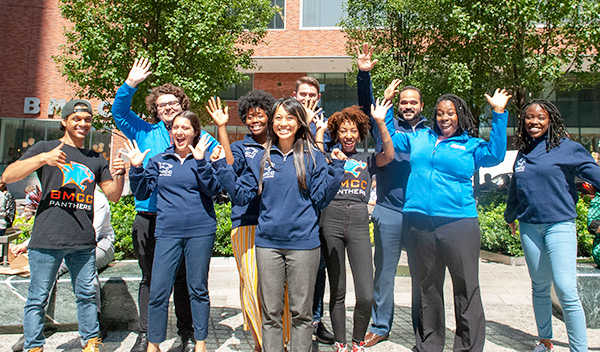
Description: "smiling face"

(272, 105), (299, 144)
(171, 115), (198, 153)
(293, 83), (320, 105)
(398, 89), (424, 125)
(246, 107), (268, 137)
(435, 100), (459, 139)
(337, 120), (360, 154)
(156, 94), (182, 124)
(62, 111), (92, 141)
(524, 104), (550, 139)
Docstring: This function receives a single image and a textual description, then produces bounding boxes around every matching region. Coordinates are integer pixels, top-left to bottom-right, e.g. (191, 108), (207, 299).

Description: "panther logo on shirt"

(245, 147), (258, 159)
(344, 159), (367, 178)
(515, 158), (526, 173)
(58, 162), (94, 192)
(158, 162), (173, 176)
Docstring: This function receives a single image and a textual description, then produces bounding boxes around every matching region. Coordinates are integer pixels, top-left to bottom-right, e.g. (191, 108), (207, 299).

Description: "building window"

(301, 0), (344, 28)
(268, 0), (285, 29)
(220, 74), (254, 101)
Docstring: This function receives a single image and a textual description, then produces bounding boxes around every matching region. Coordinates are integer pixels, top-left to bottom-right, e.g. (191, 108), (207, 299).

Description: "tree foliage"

(341, 0), (600, 118)
(54, 0), (275, 126)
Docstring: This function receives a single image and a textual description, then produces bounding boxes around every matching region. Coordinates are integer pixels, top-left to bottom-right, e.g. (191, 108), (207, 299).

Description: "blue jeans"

(148, 235), (215, 343)
(520, 220), (588, 352)
(24, 247), (98, 350)
(370, 205), (419, 336)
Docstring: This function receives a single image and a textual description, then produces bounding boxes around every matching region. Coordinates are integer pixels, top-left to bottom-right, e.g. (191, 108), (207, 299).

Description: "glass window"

(308, 73), (356, 114)
(220, 74), (254, 101)
(268, 0), (285, 29)
(302, 0), (344, 28)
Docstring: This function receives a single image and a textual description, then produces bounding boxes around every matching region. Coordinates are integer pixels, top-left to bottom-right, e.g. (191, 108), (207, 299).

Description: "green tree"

(340, 0), (600, 118)
(54, 0), (275, 126)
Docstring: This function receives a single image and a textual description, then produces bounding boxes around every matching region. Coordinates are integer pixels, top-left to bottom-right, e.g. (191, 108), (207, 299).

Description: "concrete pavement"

(1, 254), (599, 351)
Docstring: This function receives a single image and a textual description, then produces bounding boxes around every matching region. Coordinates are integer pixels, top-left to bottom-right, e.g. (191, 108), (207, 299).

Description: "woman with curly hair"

(313, 100), (394, 352)
(390, 89), (511, 352)
(504, 99), (600, 352)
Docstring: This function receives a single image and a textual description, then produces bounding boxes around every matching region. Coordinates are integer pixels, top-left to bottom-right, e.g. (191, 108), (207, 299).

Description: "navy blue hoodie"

(129, 146), (220, 238)
(230, 134), (264, 228)
(505, 138), (600, 224)
(214, 145), (345, 250)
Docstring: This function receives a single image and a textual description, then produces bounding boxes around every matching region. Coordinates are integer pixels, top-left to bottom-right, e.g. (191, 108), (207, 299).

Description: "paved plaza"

(1, 255), (599, 351)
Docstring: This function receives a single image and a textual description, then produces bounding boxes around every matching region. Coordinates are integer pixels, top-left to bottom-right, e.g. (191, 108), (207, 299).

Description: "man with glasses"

(111, 58), (218, 352)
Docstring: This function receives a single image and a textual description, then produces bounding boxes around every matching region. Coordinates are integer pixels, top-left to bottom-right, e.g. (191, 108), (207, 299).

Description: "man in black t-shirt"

(2, 99), (125, 352)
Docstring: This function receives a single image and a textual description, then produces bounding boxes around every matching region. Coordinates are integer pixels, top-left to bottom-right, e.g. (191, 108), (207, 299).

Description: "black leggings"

(320, 201), (374, 344)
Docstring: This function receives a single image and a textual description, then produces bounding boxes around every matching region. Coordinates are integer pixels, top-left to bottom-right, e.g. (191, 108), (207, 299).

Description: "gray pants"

(256, 247), (320, 352)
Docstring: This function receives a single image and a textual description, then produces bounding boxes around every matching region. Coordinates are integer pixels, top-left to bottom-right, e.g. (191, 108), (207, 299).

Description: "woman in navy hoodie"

(505, 99), (600, 352)
(125, 111), (220, 352)
(389, 89), (511, 352)
(212, 97), (345, 352)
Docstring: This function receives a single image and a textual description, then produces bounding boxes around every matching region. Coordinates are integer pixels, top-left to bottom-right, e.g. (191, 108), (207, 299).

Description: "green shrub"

(109, 195), (136, 260)
(576, 195), (593, 257)
(13, 215), (34, 243)
(478, 202), (523, 257)
(213, 202), (233, 256)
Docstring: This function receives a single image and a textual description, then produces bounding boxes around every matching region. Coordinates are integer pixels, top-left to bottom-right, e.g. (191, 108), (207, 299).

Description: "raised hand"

(111, 149), (126, 177)
(121, 139), (150, 167)
(485, 88), (512, 113)
(302, 98), (323, 126)
(210, 145), (226, 162)
(313, 112), (327, 132)
(331, 148), (348, 161)
(205, 97), (229, 127)
(356, 43), (379, 72)
(384, 79), (402, 102)
(190, 134), (211, 160)
(43, 140), (67, 167)
(125, 58), (152, 88)
(371, 98), (393, 125)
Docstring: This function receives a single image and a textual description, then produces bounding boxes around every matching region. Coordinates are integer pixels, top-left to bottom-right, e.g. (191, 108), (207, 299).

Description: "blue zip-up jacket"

(230, 134), (264, 228)
(213, 146), (345, 250)
(111, 83), (219, 212)
(357, 70), (427, 211)
(391, 110), (508, 218)
(505, 137), (600, 224)
(129, 146), (220, 238)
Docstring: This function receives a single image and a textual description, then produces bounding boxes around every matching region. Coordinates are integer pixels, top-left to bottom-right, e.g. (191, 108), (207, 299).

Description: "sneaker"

(533, 342), (554, 352)
(82, 337), (101, 352)
(26, 348), (43, 352)
(352, 341), (367, 352)
(313, 321), (335, 345)
(334, 342), (348, 352)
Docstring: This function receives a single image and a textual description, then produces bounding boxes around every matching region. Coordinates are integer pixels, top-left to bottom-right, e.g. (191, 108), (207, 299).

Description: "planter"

(480, 249), (526, 266)
(551, 262), (600, 328)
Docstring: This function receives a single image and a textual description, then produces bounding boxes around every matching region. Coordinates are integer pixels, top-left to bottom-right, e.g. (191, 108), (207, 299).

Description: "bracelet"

(113, 170), (126, 177)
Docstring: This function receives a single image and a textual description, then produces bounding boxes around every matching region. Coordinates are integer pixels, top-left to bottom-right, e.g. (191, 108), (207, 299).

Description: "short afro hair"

(145, 83), (190, 123)
(237, 90), (276, 123)
(327, 105), (371, 142)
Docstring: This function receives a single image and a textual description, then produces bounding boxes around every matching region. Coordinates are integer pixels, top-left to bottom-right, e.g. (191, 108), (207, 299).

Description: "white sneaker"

(533, 342), (553, 352)
(334, 342), (348, 352)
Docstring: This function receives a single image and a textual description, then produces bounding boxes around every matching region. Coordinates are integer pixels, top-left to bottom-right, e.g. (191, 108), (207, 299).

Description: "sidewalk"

(1, 255), (599, 351)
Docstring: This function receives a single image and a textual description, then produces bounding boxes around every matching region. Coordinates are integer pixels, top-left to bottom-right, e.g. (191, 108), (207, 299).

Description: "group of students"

(5, 43), (600, 352)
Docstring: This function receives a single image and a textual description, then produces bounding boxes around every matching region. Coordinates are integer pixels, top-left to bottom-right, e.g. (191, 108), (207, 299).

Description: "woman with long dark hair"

(125, 110), (220, 352)
(390, 89), (511, 352)
(211, 97), (345, 352)
(505, 99), (600, 352)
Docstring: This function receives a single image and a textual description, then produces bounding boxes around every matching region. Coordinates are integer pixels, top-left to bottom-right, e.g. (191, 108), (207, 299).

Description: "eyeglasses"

(156, 101), (180, 109)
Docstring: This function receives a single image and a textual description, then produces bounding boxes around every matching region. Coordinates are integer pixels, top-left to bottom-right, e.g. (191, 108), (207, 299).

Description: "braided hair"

(515, 99), (567, 152)
(432, 94), (477, 138)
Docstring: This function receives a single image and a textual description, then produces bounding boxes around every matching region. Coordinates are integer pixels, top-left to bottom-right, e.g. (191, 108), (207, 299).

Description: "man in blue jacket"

(356, 44), (427, 347)
(111, 58), (218, 352)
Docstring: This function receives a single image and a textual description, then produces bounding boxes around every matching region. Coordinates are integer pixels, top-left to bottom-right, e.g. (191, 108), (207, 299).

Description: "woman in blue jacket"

(212, 97), (345, 352)
(125, 111), (220, 352)
(390, 89), (511, 352)
(505, 99), (600, 352)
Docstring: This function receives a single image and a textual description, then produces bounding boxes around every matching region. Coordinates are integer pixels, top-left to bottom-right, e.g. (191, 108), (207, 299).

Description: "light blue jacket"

(391, 110), (508, 218)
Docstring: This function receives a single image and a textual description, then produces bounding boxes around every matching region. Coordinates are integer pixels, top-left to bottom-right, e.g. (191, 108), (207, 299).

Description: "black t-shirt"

(20, 140), (112, 249)
(334, 152), (378, 203)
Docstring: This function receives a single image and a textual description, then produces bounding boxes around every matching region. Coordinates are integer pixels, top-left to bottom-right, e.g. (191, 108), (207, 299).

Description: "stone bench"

(0, 260), (142, 333)
(551, 262), (600, 328)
